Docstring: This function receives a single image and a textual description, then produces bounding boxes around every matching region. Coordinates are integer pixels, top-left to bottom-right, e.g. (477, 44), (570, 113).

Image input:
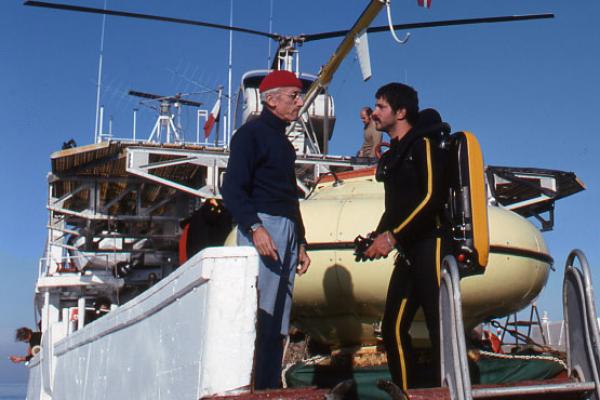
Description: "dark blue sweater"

(221, 108), (306, 243)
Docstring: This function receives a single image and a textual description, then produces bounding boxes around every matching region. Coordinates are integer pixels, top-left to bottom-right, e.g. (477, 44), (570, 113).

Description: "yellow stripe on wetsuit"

(435, 237), (441, 286)
(392, 137), (433, 236)
(395, 298), (409, 391)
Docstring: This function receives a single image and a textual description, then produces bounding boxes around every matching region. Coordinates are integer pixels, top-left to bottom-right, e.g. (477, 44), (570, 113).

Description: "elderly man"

(221, 70), (311, 390)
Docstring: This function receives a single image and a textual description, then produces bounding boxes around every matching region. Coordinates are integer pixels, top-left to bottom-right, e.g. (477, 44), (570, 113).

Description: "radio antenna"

(267, 0), (274, 68)
(94, 0), (108, 143)
(226, 0), (233, 146)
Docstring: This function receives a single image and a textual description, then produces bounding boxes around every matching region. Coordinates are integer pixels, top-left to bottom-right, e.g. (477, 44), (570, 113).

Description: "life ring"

(31, 345), (42, 356)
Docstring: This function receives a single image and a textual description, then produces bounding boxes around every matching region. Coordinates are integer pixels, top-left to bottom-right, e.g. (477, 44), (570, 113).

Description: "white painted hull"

(26, 248), (259, 400)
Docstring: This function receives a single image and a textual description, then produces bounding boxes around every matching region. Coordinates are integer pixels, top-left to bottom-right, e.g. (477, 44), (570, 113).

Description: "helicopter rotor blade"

(129, 90), (202, 107)
(172, 99), (202, 107)
(24, 0), (281, 41)
(129, 90), (163, 101)
(301, 13), (554, 42)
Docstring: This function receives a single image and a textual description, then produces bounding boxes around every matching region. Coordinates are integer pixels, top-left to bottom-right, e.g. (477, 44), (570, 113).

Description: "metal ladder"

(439, 250), (600, 400)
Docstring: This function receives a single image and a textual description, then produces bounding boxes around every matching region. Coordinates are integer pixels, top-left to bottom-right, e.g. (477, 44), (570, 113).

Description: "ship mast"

(93, 0), (107, 143)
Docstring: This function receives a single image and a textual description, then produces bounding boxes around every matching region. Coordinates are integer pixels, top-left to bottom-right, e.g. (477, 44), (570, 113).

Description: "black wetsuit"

(375, 116), (450, 390)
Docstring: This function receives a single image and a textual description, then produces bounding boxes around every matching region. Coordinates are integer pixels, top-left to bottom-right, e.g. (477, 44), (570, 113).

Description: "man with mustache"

(365, 82), (451, 391)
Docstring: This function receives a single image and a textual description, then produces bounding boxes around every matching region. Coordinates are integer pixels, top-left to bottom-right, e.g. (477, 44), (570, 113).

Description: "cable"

(385, 1), (411, 44)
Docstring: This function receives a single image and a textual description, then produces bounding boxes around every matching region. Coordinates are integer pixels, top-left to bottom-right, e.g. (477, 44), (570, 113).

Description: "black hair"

(375, 82), (419, 125)
(15, 327), (32, 342)
(361, 106), (373, 116)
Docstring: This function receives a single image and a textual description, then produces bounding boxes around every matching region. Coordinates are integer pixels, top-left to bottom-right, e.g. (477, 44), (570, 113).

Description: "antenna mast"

(226, 0), (233, 146)
(94, 0), (108, 143)
(267, 0), (273, 69)
(128, 90), (202, 144)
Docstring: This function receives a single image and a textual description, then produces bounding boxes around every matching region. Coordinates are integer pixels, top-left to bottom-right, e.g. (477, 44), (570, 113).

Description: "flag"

(418, 0), (431, 8)
(203, 97), (221, 138)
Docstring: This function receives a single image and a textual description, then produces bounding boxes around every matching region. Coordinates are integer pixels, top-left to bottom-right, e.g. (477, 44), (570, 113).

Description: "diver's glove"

(353, 232), (376, 262)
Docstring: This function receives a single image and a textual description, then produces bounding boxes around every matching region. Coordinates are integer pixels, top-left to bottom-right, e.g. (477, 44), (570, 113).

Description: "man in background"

(357, 106), (382, 158)
(9, 327), (41, 364)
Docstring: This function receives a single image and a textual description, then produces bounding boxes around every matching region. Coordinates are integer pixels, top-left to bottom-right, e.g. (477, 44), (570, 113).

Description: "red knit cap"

(259, 70), (302, 92)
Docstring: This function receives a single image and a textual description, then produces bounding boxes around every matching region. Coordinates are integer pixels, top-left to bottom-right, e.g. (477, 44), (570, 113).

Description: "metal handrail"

(565, 249), (600, 347)
(440, 254), (472, 400)
(472, 381), (596, 398)
(563, 249), (600, 400)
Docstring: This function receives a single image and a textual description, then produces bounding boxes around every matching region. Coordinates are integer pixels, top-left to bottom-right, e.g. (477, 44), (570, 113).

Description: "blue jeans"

(237, 213), (299, 389)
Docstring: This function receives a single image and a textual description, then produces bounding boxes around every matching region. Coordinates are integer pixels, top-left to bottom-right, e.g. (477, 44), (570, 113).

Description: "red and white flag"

(203, 97), (221, 138)
(418, 0), (431, 8)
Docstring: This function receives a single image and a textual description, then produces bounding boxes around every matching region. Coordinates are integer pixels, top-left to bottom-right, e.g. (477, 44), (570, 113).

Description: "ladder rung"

(472, 381), (596, 398)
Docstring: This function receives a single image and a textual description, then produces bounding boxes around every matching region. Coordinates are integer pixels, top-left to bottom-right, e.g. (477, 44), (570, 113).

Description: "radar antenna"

(128, 90), (202, 144)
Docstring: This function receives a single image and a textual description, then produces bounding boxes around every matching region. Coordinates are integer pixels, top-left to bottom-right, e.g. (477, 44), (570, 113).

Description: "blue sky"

(1, 0), (599, 383)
